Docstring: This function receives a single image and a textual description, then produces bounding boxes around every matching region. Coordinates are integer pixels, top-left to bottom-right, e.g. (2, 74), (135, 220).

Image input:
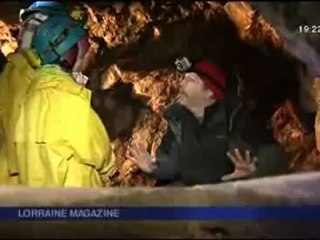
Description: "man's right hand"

(127, 143), (157, 173)
(222, 148), (258, 181)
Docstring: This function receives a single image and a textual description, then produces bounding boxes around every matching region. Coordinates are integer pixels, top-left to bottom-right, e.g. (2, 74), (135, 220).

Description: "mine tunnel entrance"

(0, 1), (318, 187)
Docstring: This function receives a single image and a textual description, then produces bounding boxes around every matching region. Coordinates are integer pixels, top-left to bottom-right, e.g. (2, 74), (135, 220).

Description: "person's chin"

(178, 92), (186, 100)
(177, 95), (189, 106)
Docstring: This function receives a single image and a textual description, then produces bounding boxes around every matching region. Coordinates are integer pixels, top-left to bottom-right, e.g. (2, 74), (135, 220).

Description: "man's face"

(180, 73), (211, 103)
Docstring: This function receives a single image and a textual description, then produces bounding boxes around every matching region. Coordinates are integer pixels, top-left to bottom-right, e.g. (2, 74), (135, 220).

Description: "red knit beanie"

(193, 60), (227, 100)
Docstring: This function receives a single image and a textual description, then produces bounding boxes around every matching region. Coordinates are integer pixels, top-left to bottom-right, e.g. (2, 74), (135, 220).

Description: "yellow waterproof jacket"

(0, 50), (39, 185)
(0, 50), (116, 187)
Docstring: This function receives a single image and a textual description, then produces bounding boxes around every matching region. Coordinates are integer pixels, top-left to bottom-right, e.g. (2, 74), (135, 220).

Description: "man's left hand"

(222, 148), (258, 181)
(127, 143), (157, 173)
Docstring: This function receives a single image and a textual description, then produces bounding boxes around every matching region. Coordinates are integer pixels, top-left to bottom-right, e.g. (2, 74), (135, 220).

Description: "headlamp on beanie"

(175, 56), (193, 72)
(174, 57), (227, 100)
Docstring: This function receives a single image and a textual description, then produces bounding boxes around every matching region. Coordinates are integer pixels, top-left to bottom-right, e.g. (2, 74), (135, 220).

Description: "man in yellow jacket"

(0, 8), (116, 187)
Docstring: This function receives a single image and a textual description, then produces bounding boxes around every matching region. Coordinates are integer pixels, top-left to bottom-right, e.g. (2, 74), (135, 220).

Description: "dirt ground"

(1, 1), (320, 186)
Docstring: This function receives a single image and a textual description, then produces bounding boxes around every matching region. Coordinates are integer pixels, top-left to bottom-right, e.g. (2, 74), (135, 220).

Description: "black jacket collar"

(168, 101), (226, 127)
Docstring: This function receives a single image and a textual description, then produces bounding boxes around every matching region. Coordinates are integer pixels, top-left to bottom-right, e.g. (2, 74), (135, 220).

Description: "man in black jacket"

(128, 59), (236, 186)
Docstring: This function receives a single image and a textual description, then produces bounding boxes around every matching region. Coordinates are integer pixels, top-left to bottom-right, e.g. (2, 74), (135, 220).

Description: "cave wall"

(0, 2), (26, 24)
(250, 2), (320, 57)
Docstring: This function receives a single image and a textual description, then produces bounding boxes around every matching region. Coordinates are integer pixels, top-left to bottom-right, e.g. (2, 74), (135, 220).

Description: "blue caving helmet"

(31, 14), (86, 65)
(19, 1), (67, 22)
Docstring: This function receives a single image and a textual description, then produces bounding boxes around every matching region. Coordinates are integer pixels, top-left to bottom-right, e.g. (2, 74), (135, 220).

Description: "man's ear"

(204, 87), (214, 99)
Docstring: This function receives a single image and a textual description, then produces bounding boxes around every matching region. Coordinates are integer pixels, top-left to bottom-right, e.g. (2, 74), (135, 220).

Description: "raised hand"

(222, 148), (258, 181)
(127, 143), (157, 173)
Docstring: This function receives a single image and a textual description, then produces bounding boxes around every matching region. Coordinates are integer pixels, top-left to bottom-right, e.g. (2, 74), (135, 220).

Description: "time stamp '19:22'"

(298, 25), (320, 34)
